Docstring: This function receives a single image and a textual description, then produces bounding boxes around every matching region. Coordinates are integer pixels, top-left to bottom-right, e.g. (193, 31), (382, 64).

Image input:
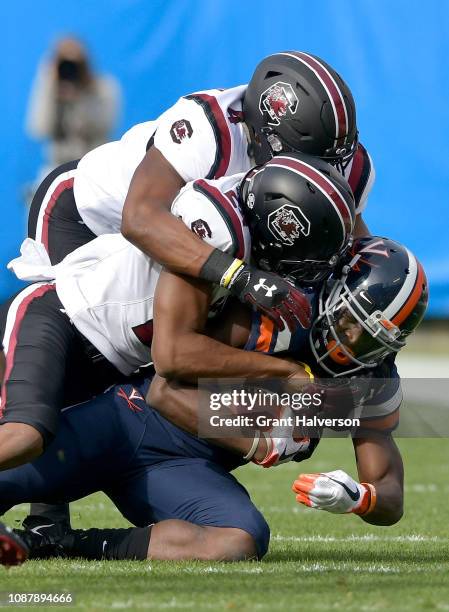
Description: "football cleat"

(14, 516), (70, 559)
(0, 521), (28, 566)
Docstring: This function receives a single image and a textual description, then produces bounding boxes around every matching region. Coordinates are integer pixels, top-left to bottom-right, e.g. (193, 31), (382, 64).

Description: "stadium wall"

(2, 0), (448, 315)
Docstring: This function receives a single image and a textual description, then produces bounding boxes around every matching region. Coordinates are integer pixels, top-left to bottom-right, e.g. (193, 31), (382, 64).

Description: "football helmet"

(310, 237), (429, 376)
(240, 152), (355, 283)
(243, 51), (358, 168)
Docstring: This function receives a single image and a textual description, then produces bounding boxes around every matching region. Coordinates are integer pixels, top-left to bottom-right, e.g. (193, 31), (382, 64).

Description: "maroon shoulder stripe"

(283, 51), (348, 141)
(268, 156), (353, 234)
(347, 143), (372, 208)
(193, 180), (245, 259)
(185, 93), (231, 179)
(0, 284), (57, 418)
(41, 178), (75, 251)
(347, 143), (364, 193)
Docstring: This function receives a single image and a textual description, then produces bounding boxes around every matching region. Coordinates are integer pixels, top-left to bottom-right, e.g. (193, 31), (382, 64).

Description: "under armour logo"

(254, 278), (277, 297)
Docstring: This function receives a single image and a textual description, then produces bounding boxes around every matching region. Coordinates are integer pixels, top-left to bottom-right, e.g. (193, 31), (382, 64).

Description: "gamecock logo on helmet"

(191, 219), (212, 240)
(268, 204), (310, 245)
(259, 82), (298, 126)
(170, 119), (193, 144)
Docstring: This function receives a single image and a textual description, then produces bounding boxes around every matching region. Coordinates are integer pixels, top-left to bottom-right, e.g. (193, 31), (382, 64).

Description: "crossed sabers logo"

(117, 387), (144, 412)
(254, 278), (277, 297)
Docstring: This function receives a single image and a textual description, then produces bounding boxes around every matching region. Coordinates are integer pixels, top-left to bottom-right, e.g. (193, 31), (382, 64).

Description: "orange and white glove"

(292, 469), (376, 515)
(253, 434), (312, 468)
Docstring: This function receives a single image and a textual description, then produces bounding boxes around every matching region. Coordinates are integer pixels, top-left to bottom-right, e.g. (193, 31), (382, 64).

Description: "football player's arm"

(352, 434), (404, 526)
(147, 374), (269, 462)
(151, 269), (306, 381)
(121, 147), (214, 277)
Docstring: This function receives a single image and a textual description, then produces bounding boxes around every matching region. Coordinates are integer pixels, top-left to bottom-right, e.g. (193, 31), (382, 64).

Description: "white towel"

(7, 238), (61, 281)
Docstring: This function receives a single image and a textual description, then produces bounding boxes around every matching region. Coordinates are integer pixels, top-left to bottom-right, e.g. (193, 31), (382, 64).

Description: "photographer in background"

(26, 36), (121, 179)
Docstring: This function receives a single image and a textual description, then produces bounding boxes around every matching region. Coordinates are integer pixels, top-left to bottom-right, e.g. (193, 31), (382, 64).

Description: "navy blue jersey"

(244, 303), (401, 434)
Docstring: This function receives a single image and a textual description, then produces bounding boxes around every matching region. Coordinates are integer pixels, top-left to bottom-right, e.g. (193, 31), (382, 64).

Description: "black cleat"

(14, 515), (70, 559)
(0, 521), (28, 566)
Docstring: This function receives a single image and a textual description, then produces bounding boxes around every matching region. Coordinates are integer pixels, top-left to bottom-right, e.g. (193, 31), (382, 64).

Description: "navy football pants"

(0, 381), (270, 558)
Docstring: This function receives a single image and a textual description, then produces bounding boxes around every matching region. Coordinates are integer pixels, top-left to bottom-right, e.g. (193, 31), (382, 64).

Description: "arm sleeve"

(153, 96), (218, 183)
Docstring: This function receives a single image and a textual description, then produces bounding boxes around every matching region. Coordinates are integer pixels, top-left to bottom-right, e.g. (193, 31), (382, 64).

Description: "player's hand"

(254, 435), (312, 468)
(299, 378), (362, 429)
(292, 469), (375, 514)
(227, 264), (312, 331)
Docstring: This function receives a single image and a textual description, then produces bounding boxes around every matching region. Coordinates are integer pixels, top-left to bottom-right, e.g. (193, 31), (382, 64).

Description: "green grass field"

(1, 437), (449, 611)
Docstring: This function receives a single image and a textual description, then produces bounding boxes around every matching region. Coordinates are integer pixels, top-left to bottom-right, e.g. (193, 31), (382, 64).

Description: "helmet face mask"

(309, 238), (429, 377)
(260, 125), (359, 172)
(310, 273), (405, 377)
(252, 237), (350, 285)
(321, 131), (359, 174)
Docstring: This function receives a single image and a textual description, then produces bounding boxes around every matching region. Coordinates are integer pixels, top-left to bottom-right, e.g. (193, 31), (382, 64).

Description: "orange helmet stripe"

(392, 261), (426, 326)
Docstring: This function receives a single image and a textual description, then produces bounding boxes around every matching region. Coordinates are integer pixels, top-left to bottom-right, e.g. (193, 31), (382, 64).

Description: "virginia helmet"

(309, 236), (429, 376)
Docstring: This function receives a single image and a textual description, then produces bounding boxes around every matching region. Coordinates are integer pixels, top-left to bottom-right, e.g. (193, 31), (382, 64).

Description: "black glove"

(227, 264), (312, 331)
(199, 248), (312, 331)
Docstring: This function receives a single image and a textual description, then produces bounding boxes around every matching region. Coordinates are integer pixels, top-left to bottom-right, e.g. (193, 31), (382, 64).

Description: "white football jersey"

(74, 86), (251, 236)
(55, 174), (251, 375)
(73, 85), (373, 237)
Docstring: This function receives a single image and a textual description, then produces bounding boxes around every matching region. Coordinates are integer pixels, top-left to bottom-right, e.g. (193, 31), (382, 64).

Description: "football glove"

(250, 402), (313, 467)
(199, 248), (312, 331)
(292, 469), (376, 515)
(227, 263), (312, 332)
(253, 433), (312, 468)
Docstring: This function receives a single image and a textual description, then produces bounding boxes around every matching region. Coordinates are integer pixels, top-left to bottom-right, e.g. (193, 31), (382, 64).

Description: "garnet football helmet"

(240, 152), (355, 283)
(309, 237), (429, 376)
(243, 51), (358, 168)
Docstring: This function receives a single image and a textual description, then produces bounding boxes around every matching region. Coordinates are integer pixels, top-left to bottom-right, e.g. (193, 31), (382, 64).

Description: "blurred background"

(2, 0), (448, 329)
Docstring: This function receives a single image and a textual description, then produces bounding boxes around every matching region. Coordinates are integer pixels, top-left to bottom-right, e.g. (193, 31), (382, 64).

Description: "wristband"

(243, 431), (260, 461)
(221, 258), (245, 288)
(252, 433), (275, 467)
(199, 248), (244, 288)
(355, 482), (377, 516)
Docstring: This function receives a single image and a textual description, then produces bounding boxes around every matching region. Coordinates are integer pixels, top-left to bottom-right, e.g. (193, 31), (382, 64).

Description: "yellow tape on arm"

(296, 361), (315, 381)
(221, 259), (244, 288)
